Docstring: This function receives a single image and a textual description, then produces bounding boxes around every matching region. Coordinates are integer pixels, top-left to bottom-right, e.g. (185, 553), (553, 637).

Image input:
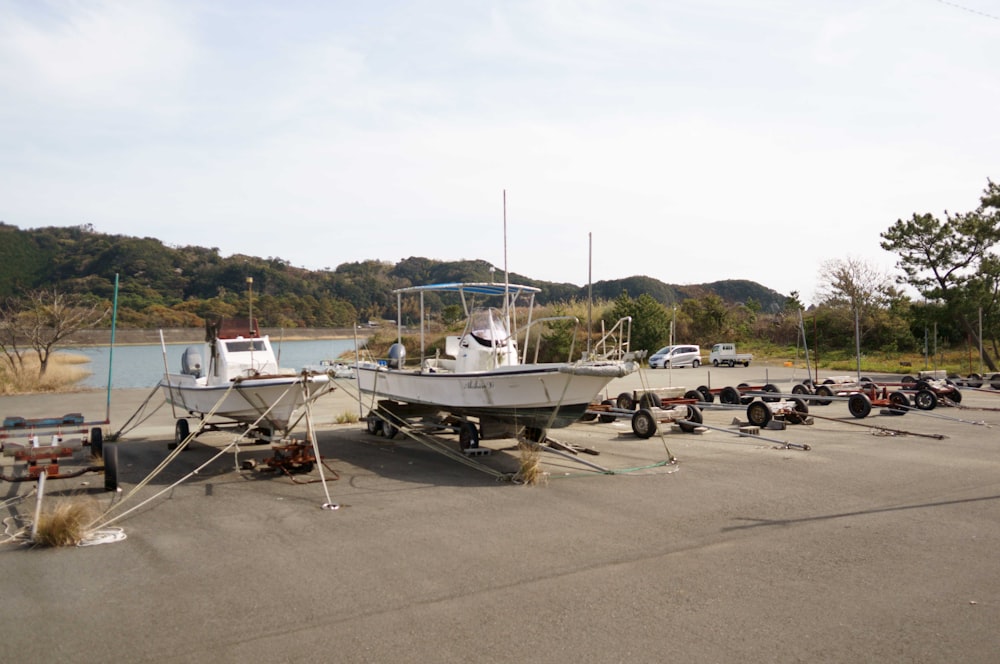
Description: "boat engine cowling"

(181, 346), (203, 378)
(387, 343), (406, 369)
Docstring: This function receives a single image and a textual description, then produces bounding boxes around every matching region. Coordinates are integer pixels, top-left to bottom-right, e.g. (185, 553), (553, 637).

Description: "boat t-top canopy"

(391, 282), (542, 363)
(392, 282), (541, 296)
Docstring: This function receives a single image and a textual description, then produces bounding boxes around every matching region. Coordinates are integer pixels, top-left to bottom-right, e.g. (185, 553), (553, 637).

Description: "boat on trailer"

(356, 282), (636, 448)
(159, 317), (335, 447)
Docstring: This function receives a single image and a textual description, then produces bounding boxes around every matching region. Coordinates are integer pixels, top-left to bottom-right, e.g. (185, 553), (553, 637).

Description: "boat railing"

(590, 316), (632, 361)
(517, 315), (580, 365)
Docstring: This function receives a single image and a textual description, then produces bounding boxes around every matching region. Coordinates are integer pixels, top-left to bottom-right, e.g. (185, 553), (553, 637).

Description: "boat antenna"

(503, 189), (510, 319)
(247, 276), (255, 367)
(587, 232), (592, 358)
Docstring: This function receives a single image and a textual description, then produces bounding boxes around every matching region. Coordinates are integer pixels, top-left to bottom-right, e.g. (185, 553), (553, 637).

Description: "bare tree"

(0, 289), (109, 378)
(815, 256), (905, 346)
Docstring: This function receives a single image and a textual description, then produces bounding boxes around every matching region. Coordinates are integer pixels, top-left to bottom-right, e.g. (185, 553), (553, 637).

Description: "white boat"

(160, 317), (335, 447)
(356, 282), (636, 447)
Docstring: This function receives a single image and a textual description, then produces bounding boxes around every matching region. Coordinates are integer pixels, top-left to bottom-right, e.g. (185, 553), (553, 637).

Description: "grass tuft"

(515, 441), (547, 486)
(32, 498), (98, 547)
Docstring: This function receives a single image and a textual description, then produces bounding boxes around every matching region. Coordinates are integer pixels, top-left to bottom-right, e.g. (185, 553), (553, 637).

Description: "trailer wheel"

(383, 419), (399, 439)
(89, 427), (104, 457)
(914, 389), (937, 410)
(888, 390), (910, 413)
(848, 393), (872, 419)
(947, 389), (962, 404)
(679, 404), (703, 433)
(792, 383), (811, 396)
(719, 386), (741, 405)
(786, 397), (810, 424)
(991, 373), (1000, 390)
(458, 421), (480, 449)
(638, 392), (662, 409)
(915, 380), (930, 390)
(580, 409), (598, 422)
(598, 399), (617, 423)
(631, 409), (658, 439)
(901, 375), (916, 385)
(815, 385), (834, 406)
(616, 392), (635, 410)
(737, 383), (753, 405)
(746, 401), (772, 427)
(684, 389), (704, 401)
(366, 411), (382, 436)
(761, 384), (780, 403)
(170, 418), (190, 450)
(966, 373), (983, 388)
(697, 385), (714, 403)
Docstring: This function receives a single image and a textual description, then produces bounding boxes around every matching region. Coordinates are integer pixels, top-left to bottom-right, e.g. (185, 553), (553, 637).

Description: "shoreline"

(62, 326), (376, 347)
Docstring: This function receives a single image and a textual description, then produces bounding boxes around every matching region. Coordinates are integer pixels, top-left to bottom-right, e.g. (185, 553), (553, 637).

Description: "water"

(61, 338), (362, 389)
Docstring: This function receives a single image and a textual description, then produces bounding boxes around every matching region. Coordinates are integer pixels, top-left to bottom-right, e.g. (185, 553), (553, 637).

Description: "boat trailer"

(0, 413), (115, 486)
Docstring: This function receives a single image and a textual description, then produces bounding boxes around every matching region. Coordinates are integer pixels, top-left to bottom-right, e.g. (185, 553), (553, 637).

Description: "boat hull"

(356, 362), (625, 429)
(160, 373), (330, 433)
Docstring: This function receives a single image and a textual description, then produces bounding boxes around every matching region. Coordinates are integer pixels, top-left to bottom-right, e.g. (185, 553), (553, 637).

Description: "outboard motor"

(181, 346), (203, 378)
(387, 343), (406, 370)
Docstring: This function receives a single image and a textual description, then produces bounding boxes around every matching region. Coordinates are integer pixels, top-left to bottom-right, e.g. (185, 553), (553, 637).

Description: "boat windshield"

(225, 339), (267, 353)
(468, 308), (510, 346)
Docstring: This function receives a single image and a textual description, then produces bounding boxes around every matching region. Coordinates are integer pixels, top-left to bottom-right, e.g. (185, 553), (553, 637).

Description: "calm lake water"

(61, 338), (362, 389)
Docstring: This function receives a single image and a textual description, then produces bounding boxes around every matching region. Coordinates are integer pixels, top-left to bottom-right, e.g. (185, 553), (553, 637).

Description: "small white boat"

(160, 317), (334, 446)
(356, 282), (636, 446)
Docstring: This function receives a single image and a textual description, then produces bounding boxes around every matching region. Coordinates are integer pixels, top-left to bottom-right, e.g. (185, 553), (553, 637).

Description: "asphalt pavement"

(2, 363), (999, 663)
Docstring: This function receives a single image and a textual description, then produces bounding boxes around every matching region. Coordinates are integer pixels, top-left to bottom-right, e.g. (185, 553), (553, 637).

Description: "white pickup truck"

(709, 343), (753, 367)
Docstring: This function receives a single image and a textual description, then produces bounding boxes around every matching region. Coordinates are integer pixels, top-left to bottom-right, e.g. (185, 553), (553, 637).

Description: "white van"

(648, 344), (702, 369)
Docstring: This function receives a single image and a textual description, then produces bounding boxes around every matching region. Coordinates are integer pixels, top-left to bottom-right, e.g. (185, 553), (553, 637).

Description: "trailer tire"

(967, 373), (983, 388)
(458, 421), (480, 449)
(746, 401), (772, 427)
(170, 418), (190, 450)
(815, 385), (834, 406)
(737, 383), (753, 405)
(719, 386), (741, 405)
(638, 393), (662, 409)
(914, 389), (937, 410)
(792, 383), (811, 396)
(785, 397), (809, 424)
(616, 392), (635, 411)
(947, 389), (962, 404)
(366, 411), (382, 436)
(631, 409), (657, 439)
(761, 384), (780, 402)
(89, 427), (104, 457)
(991, 373), (1000, 389)
(679, 404), (703, 433)
(848, 393), (872, 419)
(888, 390), (910, 413)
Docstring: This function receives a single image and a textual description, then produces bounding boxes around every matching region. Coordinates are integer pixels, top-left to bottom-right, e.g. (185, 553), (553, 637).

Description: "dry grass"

(0, 353), (91, 395)
(515, 441), (547, 486)
(335, 410), (360, 424)
(32, 498), (98, 547)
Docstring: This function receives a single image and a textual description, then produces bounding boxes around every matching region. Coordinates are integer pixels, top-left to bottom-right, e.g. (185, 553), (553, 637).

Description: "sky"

(1, 0), (998, 306)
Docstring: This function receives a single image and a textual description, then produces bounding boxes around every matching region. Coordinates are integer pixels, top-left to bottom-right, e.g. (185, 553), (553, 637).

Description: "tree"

(880, 180), (1000, 370)
(0, 289), (109, 377)
(605, 292), (671, 355)
(814, 256), (912, 350)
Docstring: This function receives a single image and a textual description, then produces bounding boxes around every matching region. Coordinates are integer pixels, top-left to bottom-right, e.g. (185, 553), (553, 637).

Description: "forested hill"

(0, 223), (787, 327)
